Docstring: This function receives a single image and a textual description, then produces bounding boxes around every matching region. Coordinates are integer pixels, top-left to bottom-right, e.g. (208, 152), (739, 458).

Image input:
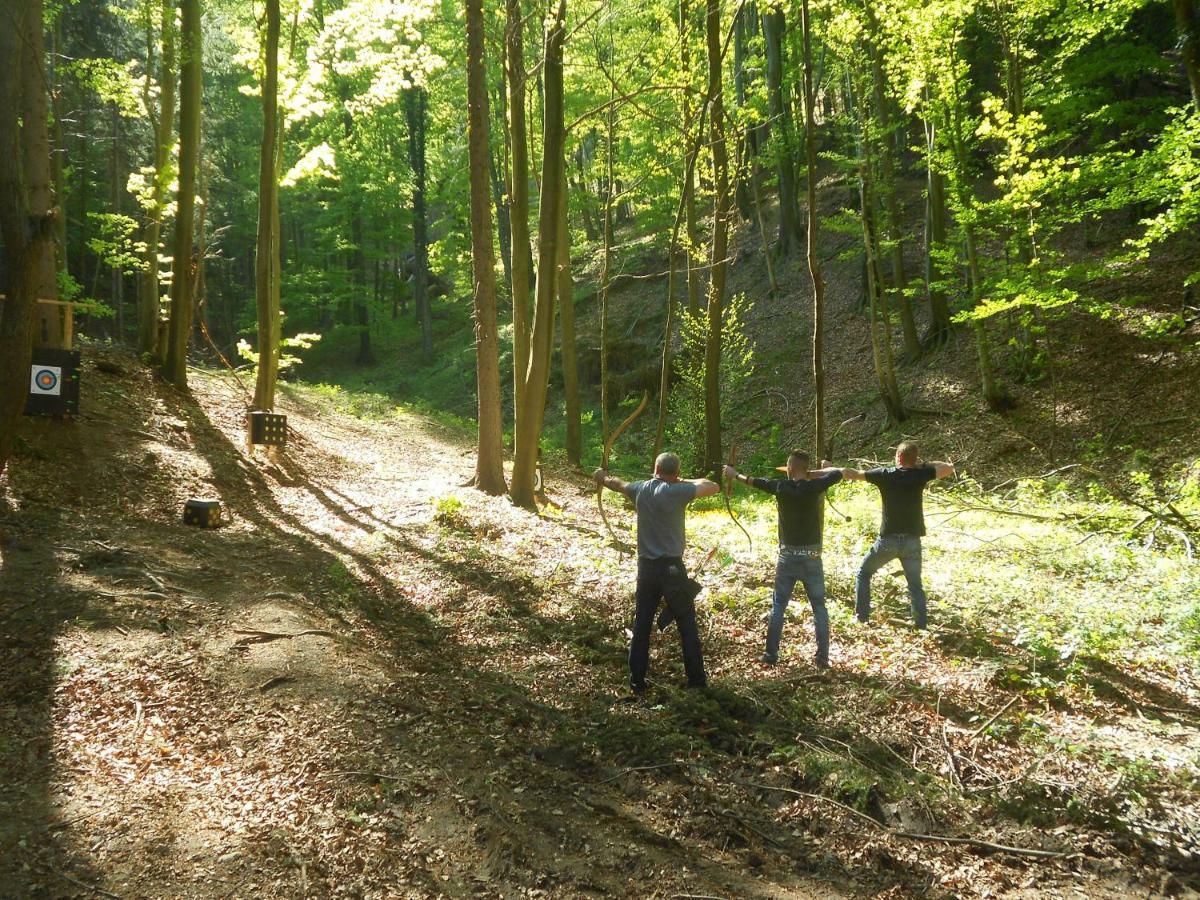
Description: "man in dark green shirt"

(725, 450), (843, 669)
(842, 441), (955, 629)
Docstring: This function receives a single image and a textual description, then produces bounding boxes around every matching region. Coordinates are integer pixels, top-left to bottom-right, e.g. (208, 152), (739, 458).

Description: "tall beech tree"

(702, 0), (732, 474)
(510, 0), (566, 510)
(507, 0), (534, 436)
(163, 0), (202, 389)
(466, 0), (506, 496)
(0, 0), (55, 478)
(253, 0), (281, 411)
(138, 0), (175, 358)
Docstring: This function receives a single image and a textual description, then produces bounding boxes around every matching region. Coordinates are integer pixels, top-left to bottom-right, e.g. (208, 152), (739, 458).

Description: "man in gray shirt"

(594, 452), (720, 694)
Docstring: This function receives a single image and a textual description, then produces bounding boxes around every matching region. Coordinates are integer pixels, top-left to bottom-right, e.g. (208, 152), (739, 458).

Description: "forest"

(1, 0), (1199, 896)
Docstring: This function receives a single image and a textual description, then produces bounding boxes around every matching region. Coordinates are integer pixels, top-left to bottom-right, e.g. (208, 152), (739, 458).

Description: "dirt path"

(1, 349), (1194, 899)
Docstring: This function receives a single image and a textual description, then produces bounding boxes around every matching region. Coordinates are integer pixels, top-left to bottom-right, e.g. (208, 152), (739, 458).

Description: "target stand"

(25, 348), (81, 417)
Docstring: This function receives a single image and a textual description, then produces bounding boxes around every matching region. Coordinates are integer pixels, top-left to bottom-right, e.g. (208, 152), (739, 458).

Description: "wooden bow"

(723, 439), (753, 551)
(598, 391), (650, 549)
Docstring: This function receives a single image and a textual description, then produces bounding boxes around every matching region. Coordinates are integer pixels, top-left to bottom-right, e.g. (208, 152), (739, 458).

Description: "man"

(593, 453), (720, 694)
(841, 441), (955, 629)
(725, 451), (843, 670)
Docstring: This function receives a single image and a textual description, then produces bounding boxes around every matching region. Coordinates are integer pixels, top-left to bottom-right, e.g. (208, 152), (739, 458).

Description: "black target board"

(25, 348), (81, 416)
(248, 411), (287, 447)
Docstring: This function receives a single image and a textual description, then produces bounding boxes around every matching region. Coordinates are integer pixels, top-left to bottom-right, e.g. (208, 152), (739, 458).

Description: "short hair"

(655, 452), (681, 477)
(896, 441), (919, 465)
(787, 449), (811, 469)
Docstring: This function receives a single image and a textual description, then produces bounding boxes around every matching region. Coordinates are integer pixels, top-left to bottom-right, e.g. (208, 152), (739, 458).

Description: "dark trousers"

(630, 557), (707, 691)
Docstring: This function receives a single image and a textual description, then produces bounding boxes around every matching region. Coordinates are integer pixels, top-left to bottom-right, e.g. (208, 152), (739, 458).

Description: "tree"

(138, 0), (175, 359)
(702, 0), (731, 474)
(510, 0), (566, 510)
(762, 5), (802, 256)
(253, 0), (281, 411)
(466, 0), (506, 496)
(0, 0), (56, 478)
(406, 85), (432, 362)
(507, 0), (534, 439)
(556, 163), (582, 467)
(800, 0), (825, 456)
(163, 0), (201, 389)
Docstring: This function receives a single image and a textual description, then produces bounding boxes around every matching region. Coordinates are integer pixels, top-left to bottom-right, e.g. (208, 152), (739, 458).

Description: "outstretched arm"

(840, 467), (866, 481)
(689, 478), (721, 498)
(930, 461), (956, 479)
(592, 468), (631, 497)
(723, 465), (773, 493)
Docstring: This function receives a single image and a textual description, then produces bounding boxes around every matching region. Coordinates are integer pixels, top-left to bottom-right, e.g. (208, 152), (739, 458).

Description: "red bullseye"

(35, 370), (58, 390)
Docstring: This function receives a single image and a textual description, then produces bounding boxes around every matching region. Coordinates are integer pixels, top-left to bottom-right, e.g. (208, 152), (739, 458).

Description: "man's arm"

(687, 477), (721, 499)
(592, 468), (632, 497)
(930, 461), (956, 479)
(722, 465), (774, 493)
(839, 467), (867, 481)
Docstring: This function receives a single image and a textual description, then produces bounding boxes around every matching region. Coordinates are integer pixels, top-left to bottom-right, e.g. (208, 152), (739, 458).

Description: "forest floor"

(1, 345), (1199, 899)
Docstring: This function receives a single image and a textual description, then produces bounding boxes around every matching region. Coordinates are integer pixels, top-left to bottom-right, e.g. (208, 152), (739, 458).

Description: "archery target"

(30, 365), (62, 396)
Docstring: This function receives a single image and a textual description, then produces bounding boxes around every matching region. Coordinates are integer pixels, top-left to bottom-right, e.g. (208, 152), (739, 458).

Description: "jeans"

(630, 557), (707, 691)
(855, 534), (926, 628)
(764, 545), (829, 665)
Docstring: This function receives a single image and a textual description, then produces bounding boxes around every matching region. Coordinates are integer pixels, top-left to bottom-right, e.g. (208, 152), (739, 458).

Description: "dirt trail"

(0, 353), (849, 898)
(1, 349), (1193, 899)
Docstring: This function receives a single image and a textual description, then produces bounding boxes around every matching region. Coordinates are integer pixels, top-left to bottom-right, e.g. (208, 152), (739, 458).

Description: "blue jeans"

(855, 534), (926, 628)
(764, 545), (829, 665)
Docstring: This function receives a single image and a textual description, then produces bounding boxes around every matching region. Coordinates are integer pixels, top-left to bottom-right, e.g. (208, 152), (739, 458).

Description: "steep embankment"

(1, 345), (1197, 898)
(576, 174), (1200, 482)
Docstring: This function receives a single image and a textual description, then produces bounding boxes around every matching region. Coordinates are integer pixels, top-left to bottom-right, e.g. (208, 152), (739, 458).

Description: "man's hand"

(592, 467), (607, 486)
(722, 464), (738, 481)
(933, 461), (956, 479)
(821, 459), (834, 469)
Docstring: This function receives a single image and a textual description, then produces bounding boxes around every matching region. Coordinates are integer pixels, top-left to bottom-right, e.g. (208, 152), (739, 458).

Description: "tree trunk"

(253, 0), (281, 411)
(679, 0), (702, 317)
(407, 87), (432, 362)
(703, 0), (731, 475)
(864, 8), (920, 360)
(732, 2), (754, 221)
(465, 0), (506, 495)
(0, 0), (55, 478)
(1176, 0), (1200, 112)
(140, 0), (175, 358)
(763, 8), (802, 256)
(800, 0), (826, 457)
(923, 115), (951, 346)
(164, 0), (201, 389)
(556, 163), (581, 466)
(351, 208), (373, 365)
(510, 0), (566, 510)
(507, 0), (534, 438)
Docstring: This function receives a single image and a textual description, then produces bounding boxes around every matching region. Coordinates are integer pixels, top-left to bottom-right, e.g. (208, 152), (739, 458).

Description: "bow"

(723, 439), (753, 551)
(598, 391), (650, 550)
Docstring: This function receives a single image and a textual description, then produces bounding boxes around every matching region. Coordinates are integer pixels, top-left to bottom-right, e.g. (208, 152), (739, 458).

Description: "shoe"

(630, 682), (647, 696)
(855, 615), (869, 625)
(814, 657), (830, 672)
(760, 653), (777, 666)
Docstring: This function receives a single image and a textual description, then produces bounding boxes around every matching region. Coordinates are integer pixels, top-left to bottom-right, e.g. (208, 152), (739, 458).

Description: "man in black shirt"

(842, 441), (955, 629)
(725, 450), (843, 669)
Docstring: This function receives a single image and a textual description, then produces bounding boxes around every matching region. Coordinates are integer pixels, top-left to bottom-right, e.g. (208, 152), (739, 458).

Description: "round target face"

(35, 369), (58, 391)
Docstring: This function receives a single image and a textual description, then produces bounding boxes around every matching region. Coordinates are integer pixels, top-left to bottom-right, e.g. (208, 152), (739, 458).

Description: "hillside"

(2, 345), (1197, 898)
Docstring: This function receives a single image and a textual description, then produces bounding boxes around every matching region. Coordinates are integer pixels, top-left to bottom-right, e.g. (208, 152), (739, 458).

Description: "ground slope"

(1, 346), (1197, 898)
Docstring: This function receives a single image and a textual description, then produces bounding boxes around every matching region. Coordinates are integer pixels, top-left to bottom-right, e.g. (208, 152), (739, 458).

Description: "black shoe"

(814, 657), (830, 672)
(760, 653), (777, 666)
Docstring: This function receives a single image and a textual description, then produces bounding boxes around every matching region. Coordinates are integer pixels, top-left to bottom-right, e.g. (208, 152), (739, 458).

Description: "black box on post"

(25, 348), (82, 416)
(248, 411), (287, 446)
